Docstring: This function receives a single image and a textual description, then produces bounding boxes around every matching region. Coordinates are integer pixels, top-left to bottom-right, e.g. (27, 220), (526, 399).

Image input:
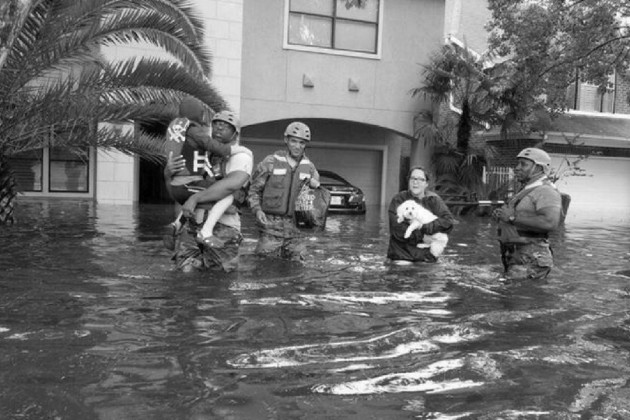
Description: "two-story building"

(12, 0), (630, 217)
(14, 0), (445, 208)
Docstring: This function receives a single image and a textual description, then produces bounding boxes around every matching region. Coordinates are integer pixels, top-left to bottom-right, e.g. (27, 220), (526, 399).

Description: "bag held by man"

(294, 181), (331, 230)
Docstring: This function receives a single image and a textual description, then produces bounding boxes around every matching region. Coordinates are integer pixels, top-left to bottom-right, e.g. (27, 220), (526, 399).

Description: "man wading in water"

(493, 148), (562, 283)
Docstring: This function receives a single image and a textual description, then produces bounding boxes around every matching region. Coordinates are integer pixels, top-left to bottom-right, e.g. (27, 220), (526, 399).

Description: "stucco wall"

(240, 0), (444, 135)
(444, 0), (491, 53)
(196, 0), (243, 112)
(552, 155), (630, 223)
(96, 150), (137, 205)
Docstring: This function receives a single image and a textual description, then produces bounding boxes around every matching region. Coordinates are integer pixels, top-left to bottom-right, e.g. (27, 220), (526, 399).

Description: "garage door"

(246, 141), (383, 206)
(551, 155), (630, 221)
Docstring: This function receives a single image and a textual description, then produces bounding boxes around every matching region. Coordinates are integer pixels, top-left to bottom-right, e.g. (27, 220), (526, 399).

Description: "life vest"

(164, 117), (210, 177)
(497, 178), (558, 244)
(261, 153), (315, 216)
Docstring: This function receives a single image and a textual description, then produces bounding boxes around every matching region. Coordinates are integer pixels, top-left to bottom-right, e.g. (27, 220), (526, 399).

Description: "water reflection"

(0, 200), (629, 419)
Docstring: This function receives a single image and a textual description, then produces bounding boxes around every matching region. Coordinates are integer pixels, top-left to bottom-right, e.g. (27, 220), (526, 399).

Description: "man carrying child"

(163, 98), (253, 273)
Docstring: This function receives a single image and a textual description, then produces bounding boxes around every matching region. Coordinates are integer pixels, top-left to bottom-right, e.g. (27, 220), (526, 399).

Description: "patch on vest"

(167, 118), (190, 144)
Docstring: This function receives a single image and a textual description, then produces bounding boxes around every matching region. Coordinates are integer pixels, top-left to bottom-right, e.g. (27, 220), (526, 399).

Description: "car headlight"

(348, 194), (364, 203)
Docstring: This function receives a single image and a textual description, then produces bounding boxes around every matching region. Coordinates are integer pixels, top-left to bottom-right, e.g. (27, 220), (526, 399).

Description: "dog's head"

(396, 200), (419, 223)
(397, 200), (436, 224)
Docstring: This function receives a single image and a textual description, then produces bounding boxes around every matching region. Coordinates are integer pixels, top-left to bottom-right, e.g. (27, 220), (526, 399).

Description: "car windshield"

(320, 173), (348, 186)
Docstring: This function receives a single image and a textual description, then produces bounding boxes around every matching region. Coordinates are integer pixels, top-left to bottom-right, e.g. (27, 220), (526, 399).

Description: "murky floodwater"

(1, 199), (629, 420)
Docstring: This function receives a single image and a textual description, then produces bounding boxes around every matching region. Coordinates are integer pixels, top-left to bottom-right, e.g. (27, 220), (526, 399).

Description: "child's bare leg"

(171, 211), (185, 229)
(198, 194), (234, 239)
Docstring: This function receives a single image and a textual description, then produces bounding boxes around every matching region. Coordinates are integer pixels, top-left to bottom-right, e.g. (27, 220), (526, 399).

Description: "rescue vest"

(498, 178), (558, 244)
(261, 153), (315, 216)
(164, 117), (210, 177)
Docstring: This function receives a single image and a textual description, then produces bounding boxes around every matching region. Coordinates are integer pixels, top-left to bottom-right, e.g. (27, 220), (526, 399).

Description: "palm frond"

(0, 0), (227, 164)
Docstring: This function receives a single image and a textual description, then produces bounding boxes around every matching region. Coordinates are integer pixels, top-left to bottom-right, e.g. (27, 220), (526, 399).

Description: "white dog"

(396, 199), (448, 257)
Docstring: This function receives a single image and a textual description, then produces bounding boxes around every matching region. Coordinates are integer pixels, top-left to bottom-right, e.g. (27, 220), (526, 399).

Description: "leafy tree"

(487, 0), (630, 109)
(0, 0), (227, 225)
(414, 0), (630, 208)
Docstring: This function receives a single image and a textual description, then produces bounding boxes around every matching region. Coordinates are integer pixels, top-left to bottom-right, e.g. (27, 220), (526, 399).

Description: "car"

(318, 170), (366, 214)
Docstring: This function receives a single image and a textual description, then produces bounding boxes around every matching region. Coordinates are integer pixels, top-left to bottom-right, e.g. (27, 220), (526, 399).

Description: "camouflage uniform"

(173, 214), (242, 273)
(498, 177), (561, 282)
(247, 150), (319, 261)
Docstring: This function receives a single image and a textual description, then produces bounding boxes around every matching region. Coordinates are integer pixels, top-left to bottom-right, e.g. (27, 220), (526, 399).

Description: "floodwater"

(1, 199), (629, 420)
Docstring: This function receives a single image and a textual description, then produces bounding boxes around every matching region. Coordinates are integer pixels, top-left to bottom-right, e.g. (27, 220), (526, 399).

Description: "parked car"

(318, 170), (366, 214)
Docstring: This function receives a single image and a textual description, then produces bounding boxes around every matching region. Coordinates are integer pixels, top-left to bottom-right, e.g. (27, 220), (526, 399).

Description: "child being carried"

(164, 99), (247, 250)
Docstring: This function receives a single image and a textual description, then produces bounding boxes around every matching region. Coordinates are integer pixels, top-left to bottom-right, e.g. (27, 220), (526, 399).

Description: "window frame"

(15, 145), (96, 198)
(283, 0), (384, 60)
(567, 70), (617, 114)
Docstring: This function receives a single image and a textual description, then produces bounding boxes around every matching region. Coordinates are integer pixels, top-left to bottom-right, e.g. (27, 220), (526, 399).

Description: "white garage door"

(552, 155), (630, 222)
(247, 142), (383, 206)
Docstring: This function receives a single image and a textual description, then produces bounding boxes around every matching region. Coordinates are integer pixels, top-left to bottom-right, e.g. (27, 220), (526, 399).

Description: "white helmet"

(212, 111), (240, 133)
(517, 148), (551, 173)
(284, 121), (311, 141)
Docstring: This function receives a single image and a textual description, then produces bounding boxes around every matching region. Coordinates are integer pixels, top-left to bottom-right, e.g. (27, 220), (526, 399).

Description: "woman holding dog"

(387, 166), (455, 263)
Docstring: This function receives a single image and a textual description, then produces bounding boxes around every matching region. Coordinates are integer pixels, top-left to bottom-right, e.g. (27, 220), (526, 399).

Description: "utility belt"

(498, 222), (548, 245)
(516, 230), (548, 239)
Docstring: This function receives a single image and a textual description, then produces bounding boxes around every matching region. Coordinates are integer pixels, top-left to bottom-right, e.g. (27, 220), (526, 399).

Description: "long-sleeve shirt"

(247, 150), (319, 216)
(387, 190), (455, 262)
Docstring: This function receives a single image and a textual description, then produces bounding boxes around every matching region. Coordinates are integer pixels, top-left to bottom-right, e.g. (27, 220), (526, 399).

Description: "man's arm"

(511, 206), (560, 232)
(181, 171), (249, 218)
(163, 151), (185, 199)
(309, 166), (320, 188)
(187, 126), (232, 157)
(181, 149), (253, 218)
(494, 187), (561, 232)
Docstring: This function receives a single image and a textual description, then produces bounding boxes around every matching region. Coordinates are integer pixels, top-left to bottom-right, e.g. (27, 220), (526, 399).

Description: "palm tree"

(412, 43), (499, 207)
(0, 0), (227, 225)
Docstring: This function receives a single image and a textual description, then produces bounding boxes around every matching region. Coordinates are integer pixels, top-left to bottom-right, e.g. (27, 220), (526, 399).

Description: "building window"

(12, 150), (43, 192)
(49, 147), (89, 192)
(11, 146), (91, 195)
(287, 0), (381, 55)
(567, 72), (616, 113)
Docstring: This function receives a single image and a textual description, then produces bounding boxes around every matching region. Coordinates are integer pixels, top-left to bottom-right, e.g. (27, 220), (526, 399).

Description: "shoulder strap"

(508, 185), (537, 209)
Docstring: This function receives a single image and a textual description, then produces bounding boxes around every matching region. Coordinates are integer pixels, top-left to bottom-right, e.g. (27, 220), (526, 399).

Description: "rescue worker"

(387, 166), (455, 263)
(164, 110), (253, 273)
(492, 147), (562, 282)
(247, 121), (320, 260)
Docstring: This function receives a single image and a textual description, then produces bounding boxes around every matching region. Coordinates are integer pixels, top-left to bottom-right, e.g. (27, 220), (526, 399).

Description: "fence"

(484, 166), (515, 200)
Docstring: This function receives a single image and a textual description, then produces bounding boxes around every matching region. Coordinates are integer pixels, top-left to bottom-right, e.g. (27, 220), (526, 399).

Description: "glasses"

(409, 177), (426, 182)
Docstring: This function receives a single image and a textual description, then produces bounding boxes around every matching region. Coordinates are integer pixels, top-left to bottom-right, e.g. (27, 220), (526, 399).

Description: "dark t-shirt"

(387, 190), (455, 262)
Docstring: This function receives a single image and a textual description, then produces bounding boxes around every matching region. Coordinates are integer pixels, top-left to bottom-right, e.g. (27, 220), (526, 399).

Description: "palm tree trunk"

(0, 153), (17, 225)
(1, 0), (29, 225)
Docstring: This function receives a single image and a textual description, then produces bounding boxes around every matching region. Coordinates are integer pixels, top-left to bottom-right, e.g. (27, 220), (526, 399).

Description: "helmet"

(517, 148), (551, 173)
(179, 97), (205, 124)
(284, 121), (311, 141)
(212, 111), (240, 133)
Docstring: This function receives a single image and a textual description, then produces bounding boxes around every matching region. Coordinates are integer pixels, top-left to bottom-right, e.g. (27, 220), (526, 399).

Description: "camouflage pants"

(500, 239), (554, 282)
(255, 214), (306, 261)
(173, 220), (243, 273)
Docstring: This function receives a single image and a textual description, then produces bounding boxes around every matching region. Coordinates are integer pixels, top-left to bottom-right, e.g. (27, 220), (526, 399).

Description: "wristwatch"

(508, 215), (516, 224)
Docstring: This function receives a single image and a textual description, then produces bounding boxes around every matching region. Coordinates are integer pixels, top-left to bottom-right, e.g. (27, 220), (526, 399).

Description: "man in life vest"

(492, 147), (562, 282)
(164, 107), (253, 273)
(247, 121), (320, 260)
(163, 100), (246, 251)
